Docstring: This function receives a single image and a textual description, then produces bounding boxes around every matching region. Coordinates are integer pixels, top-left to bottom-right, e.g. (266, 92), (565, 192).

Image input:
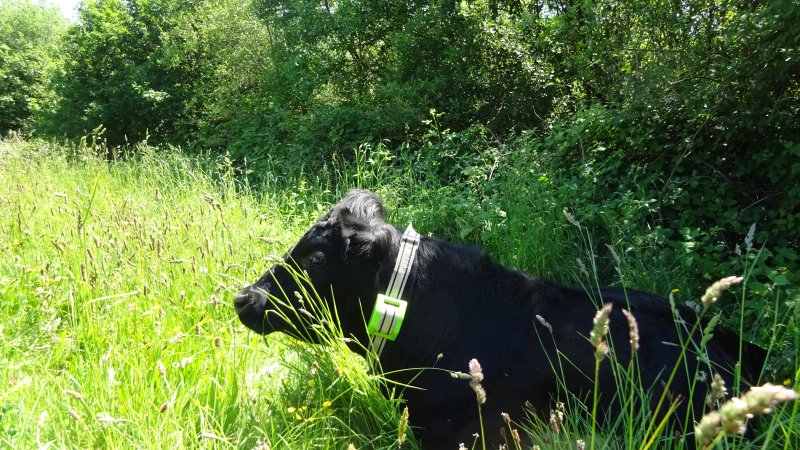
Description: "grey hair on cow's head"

(329, 189), (387, 226)
(335, 190), (394, 261)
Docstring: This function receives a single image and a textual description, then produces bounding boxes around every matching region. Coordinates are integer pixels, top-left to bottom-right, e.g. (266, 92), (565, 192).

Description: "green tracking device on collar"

(367, 294), (408, 341)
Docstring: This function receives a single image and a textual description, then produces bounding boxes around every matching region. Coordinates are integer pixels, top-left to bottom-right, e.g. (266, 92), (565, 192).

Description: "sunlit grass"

(0, 137), (409, 449)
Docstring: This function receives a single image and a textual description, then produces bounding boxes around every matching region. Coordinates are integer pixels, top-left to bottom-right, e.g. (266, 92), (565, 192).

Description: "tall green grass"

(1, 137), (796, 449)
(0, 137), (409, 449)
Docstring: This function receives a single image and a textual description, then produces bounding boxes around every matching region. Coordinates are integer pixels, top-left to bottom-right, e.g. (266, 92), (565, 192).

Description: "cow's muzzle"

(234, 284), (265, 309)
(234, 285), (271, 334)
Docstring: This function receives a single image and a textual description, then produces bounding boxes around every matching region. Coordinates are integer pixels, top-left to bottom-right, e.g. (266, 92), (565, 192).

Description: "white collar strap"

(367, 224), (421, 358)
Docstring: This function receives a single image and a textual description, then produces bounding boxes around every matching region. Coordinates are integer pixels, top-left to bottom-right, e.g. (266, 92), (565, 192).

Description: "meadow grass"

(1, 138), (797, 449)
(0, 138), (410, 449)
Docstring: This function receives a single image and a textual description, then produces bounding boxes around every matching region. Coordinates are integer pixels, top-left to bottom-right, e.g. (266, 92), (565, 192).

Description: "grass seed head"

(156, 360), (166, 375)
(719, 397), (749, 434)
(397, 406), (409, 447)
(621, 308), (639, 352)
(97, 412), (128, 424)
(50, 239), (64, 254)
(563, 209), (580, 227)
(744, 223), (756, 253)
(535, 315), (553, 333)
(549, 402), (565, 434)
(696, 383), (798, 448)
(701, 276), (743, 309)
(742, 383), (798, 415)
(589, 304), (613, 362)
(549, 410), (560, 434)
(706, 373), (728, 407)
(576, 258), (589, 278)
(64, 389), (84, 400)
(38, 410), (49, 429)
(695, 410), (722, 446)
(605, 244), (621, 270)
(198, 431), (227, 441)
(468, 358), (486, 404)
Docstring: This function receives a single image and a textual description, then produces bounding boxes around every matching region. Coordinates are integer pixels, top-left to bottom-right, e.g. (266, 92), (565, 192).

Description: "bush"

(0, 0), (66, 134)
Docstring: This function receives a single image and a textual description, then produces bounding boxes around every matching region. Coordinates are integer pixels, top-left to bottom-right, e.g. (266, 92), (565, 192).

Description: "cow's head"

(234, 190), (396, 345)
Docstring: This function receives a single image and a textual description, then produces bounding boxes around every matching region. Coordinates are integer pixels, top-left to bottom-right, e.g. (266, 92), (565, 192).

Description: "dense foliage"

(1, 0), (798, 375)
(0, 0), (66, 133)
(42, 0), (198, 143)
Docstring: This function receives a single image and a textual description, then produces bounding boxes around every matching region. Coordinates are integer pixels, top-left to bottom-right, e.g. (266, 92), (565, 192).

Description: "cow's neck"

(376, 234), (531, 374)
(367, 224), (421, 359)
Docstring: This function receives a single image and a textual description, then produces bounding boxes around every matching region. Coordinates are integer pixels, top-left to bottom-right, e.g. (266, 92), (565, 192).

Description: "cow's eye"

(306, 251), (326, 267)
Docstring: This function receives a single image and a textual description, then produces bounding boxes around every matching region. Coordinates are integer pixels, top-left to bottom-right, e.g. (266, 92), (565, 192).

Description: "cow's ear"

(338, 208), (391, 261)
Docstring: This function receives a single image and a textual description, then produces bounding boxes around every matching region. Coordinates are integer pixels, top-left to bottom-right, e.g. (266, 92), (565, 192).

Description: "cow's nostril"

(234, 287), (266, 310)
(234, 291), (251, 307)
(234, 286), (261, 307)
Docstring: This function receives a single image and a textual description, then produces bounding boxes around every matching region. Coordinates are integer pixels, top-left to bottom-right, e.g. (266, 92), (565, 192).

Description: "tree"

(0, 0), (67, 134)
(45, 0), (197, 145)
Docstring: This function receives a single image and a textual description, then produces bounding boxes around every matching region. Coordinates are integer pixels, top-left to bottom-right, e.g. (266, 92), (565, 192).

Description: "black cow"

(234, 189), (765, 449)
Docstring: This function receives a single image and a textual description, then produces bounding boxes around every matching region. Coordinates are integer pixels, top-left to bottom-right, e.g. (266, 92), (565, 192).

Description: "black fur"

(234, 189), (766, 449)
